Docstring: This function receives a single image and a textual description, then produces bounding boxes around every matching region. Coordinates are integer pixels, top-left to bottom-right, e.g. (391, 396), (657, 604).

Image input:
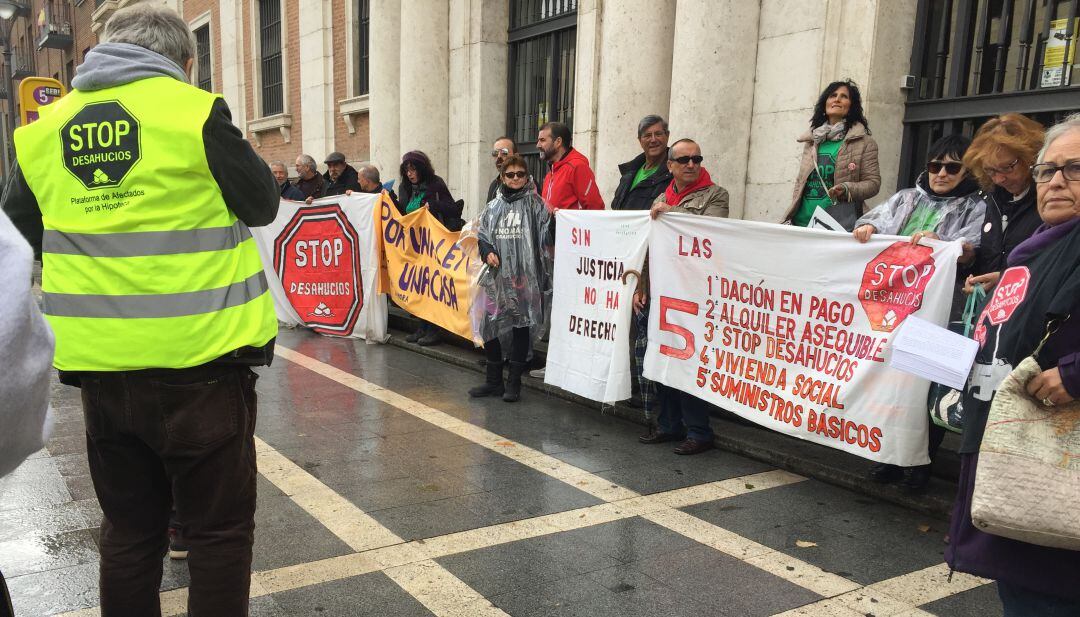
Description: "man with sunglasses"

(487, 137), (518, 203)
(636, 138), (729, 455)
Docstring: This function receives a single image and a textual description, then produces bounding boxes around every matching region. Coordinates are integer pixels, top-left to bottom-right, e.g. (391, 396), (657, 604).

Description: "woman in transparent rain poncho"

(852, 133), (990, 493)
(467, 154), (553, 403)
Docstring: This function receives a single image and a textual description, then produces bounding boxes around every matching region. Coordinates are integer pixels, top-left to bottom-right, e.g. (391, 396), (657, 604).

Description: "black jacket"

(970, 185), (1043, 277)
(399, 174), (462, 227)
(323, 165), (362, 197)
(280, 181), (305, 201)
(487, 176), (500, 204)
(610, 152), (673, 211)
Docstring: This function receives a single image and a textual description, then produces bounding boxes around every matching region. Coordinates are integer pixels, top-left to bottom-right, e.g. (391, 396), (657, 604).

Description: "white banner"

(251, 194), (388, 341)
(643, 216), (961, 465)
(545, 210), (650, 402)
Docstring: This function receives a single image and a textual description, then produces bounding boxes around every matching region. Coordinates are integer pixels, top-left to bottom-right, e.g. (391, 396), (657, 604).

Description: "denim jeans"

(81, 363), (259, 617)
(656, 386), (715, 442)
(998, 582), (1080, 617)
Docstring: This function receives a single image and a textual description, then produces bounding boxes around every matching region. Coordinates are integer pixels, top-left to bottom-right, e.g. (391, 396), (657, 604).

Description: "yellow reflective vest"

(13, 76), (277, 371)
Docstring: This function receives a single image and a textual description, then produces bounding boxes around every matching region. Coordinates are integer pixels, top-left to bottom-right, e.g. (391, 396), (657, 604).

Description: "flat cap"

(324, 151), (346, 164)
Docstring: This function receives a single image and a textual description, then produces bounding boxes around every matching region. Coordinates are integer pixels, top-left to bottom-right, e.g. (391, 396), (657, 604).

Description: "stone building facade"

(4, 0), (1077, 215)
(365, 0), (921, 220)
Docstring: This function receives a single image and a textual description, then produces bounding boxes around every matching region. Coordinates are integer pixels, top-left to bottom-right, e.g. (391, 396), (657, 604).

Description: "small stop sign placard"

(273, 204), (364, 336)
(858, 242), (937, 333)
(984, 266), (1030, 326)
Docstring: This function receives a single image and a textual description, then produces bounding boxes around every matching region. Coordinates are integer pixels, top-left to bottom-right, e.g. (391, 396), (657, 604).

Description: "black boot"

(469, 361), (504, 398)
(503, 361), (526, 402)
(899, 464), (932, 494)
(868, 463), (904, 484)
(405, 324), (425, 343)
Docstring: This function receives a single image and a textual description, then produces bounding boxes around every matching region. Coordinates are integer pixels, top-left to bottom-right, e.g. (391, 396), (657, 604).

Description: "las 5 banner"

(643, 216), (961, 466)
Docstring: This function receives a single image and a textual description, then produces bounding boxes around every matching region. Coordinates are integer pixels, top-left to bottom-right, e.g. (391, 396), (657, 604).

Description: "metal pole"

(1, 21), (13, 176)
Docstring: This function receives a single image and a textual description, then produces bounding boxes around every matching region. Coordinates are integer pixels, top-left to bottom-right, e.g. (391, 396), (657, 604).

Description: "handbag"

(971, 317), (1080, 550)
(928, 286), (986, 432)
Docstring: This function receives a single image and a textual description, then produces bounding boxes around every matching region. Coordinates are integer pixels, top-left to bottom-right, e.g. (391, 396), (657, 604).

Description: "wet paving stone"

(1, 331), (1005, 616)
(270, 571), (435, 617)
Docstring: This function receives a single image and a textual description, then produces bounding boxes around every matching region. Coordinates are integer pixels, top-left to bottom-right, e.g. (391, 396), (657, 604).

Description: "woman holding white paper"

(856, 135), (989, 492)
(946, 114), (1080, 616)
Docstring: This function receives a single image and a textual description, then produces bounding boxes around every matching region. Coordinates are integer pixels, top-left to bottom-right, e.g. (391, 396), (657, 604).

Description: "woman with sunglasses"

(853, 135), (989, 493)
(469, 155), (552, 403)
(853, 135), (986, 256)
(961, 114), (1046, 296)
(784, 79), (880, 231)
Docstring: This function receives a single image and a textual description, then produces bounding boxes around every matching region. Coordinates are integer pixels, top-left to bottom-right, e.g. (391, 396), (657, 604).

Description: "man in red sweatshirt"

(537, 122), (605, 212)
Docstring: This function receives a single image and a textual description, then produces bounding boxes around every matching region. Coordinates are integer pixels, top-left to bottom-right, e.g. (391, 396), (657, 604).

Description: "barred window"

(258, 0), (283, 116)
(195, 24), (212, 92)
(356, 0), (370, 95)
(507, 0), (578, 185)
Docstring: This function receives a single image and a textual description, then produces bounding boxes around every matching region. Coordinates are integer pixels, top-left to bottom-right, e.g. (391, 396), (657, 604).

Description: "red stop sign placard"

(273, 204), (363, 336)
(983, 266), (1030, 326)
(859, 242), (937, 333)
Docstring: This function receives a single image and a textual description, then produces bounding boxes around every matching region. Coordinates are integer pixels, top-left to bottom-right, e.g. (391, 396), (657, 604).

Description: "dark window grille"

(900, 0), (1080, 187)
(195, 25), (212, 92)
(258, 0), (283, 117)
(356, 0), (370, 95)
(507, 0), (577, 186)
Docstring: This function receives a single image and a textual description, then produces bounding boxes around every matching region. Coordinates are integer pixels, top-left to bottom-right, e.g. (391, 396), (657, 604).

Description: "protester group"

(0, 3), (1078, 616)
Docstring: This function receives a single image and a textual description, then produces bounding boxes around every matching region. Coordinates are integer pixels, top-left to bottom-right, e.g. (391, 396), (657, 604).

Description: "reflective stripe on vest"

(43, 271), (268, 318)
(42, 220), (252, 257)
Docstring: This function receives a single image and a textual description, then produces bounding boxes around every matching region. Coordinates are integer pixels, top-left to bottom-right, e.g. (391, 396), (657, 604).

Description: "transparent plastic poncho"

(464, 182), (553, 345)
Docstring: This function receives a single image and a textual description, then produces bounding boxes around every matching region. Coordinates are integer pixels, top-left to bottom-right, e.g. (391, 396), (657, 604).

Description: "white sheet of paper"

(889, 315), (979, 390)
(808, 207), (844, 232)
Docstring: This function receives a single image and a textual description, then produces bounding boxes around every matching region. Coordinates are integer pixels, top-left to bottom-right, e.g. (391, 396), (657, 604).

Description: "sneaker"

(167, 526), (189, 560)
(529, 367), (546, 379)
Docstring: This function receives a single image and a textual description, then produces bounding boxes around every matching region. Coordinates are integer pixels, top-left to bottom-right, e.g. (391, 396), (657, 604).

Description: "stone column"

(298, 0), (335, 160)
(668, 0), (760, 219)
(218, 0), (245, 129)
(570, 0), (602, 166)
(592, 0), (676, 202)
(447, 0), (508, 217)
(398, 0), (450, 176)
(369, 0), (401, 174)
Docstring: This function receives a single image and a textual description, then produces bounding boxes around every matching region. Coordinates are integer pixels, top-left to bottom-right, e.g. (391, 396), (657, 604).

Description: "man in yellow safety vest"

(2, 5), (279, 615)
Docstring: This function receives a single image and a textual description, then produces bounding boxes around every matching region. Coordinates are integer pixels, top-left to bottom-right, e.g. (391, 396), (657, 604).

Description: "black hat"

(324, 152), (346, 164)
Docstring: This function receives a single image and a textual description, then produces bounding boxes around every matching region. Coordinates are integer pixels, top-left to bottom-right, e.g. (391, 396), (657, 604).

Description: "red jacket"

(541, 148), (605, 212)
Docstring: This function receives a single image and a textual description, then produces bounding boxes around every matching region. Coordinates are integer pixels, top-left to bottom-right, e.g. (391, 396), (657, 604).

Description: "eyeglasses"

(670, 155), (703, 165)
(1031, 161), (1080, 183)
(984, 158), (1020, 177)
(640, 131), (668, 141)
(927, 161), (964, 175)
(490, 148), (510, 157)
(502, 171), (527, 179)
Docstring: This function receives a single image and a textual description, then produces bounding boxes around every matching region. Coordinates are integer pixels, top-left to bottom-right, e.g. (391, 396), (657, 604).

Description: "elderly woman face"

(983, 148), (1030, 196)
(501, 164), (528, 191)
(1034, 128), (1080, 226)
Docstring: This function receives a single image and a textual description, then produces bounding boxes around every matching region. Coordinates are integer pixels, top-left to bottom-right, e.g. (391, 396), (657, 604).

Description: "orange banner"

(376, 195), (477, 342)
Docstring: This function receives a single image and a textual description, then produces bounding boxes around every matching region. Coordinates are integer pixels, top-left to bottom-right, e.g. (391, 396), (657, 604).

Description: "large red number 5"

(658, 296), (699, 360)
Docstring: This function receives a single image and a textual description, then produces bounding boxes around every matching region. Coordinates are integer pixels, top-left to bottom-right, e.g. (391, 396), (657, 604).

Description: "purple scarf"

(1007, 215), (1080, 267)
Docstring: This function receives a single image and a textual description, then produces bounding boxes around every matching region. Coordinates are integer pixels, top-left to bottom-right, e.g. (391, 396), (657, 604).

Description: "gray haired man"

(294, 153), (325, 200)
(611, 115), (672, 423)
